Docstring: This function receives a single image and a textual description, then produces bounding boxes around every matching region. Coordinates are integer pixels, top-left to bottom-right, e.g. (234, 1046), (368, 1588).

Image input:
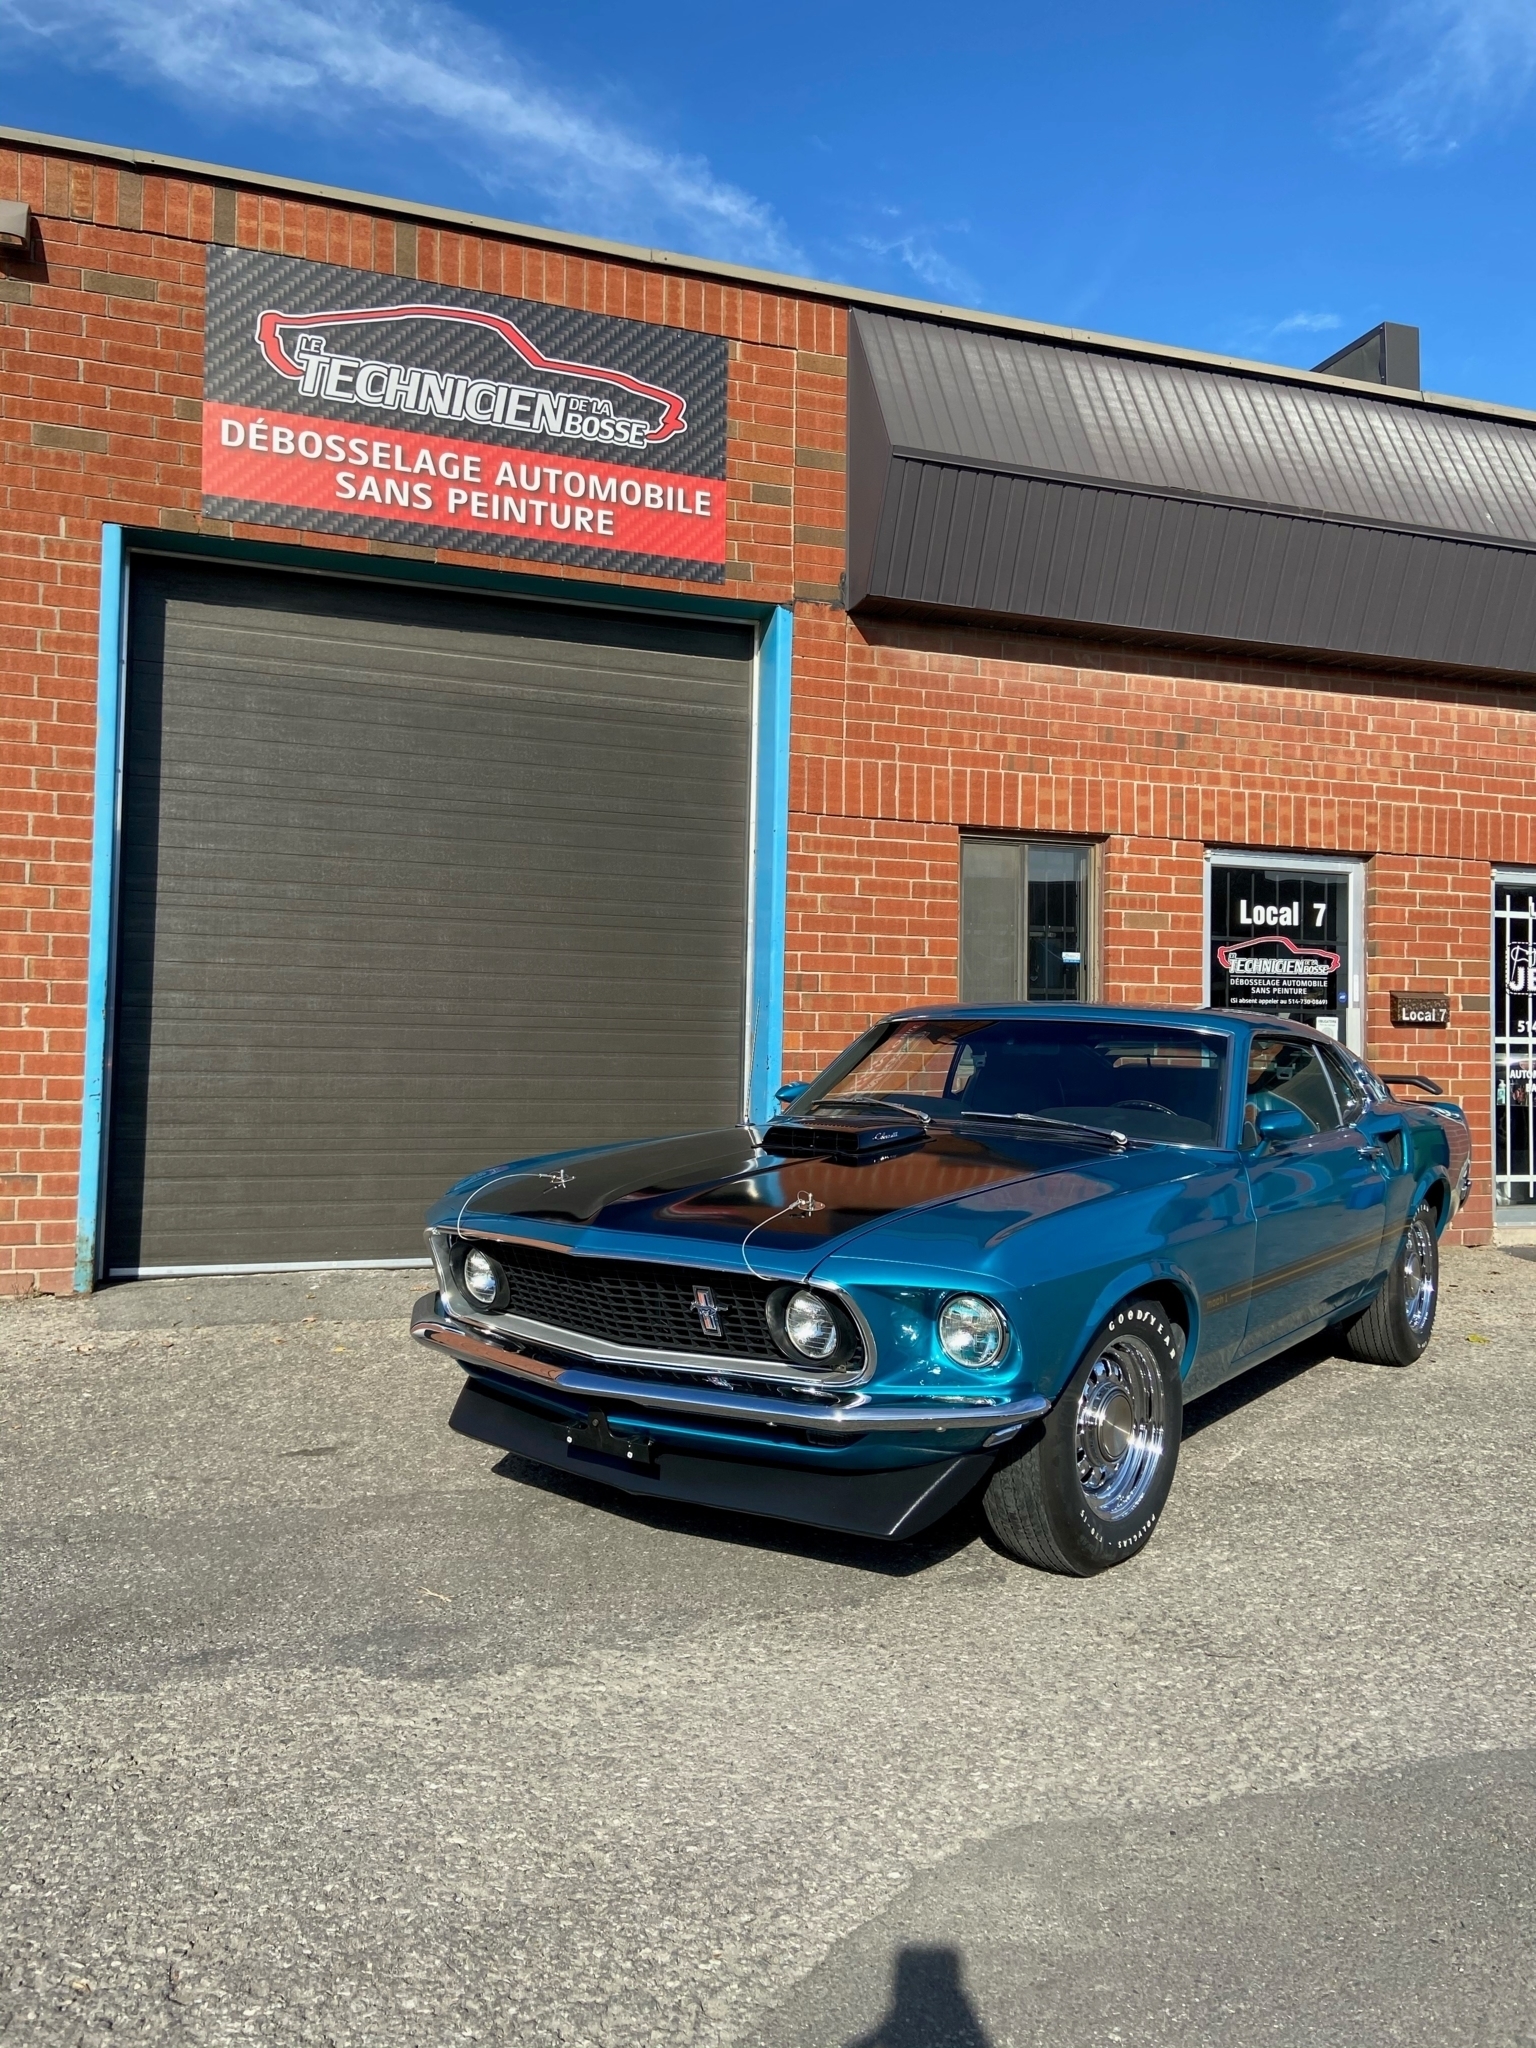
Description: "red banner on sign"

(202, 403), (726, 563)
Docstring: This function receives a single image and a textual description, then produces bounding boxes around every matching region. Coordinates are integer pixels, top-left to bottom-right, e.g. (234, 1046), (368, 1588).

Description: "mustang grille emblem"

(692, 1285), (724, 1337)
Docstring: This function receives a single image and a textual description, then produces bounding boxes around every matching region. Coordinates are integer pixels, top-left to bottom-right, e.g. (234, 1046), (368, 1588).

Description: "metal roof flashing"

(4, 122), (1536, 433)
(846, 311), (1536, 678)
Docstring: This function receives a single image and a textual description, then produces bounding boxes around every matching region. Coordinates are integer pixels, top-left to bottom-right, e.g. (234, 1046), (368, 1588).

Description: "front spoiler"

(448, 1379), (994, 1540)
(412, 1295), (1050, 1439)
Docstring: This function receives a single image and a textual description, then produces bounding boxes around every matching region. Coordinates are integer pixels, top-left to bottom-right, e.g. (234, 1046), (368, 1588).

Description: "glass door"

(1206, 855), (1364, 1050)
(1494, 875), (1536, 1213)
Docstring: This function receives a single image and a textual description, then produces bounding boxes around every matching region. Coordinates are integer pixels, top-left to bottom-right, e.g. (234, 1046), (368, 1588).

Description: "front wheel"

(981, 1298), (1183, 1575)
(1343, 1201), (1439, 1366)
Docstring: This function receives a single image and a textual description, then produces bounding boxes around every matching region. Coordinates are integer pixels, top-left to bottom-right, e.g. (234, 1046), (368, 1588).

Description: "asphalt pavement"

(1, 1246), (1532, 2046)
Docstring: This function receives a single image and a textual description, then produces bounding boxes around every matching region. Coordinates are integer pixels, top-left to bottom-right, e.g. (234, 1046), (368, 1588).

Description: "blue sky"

(6, 1), (1536, 406)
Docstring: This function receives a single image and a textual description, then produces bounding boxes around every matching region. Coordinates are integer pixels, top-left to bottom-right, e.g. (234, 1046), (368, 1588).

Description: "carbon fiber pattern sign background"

(202, 248), (729, 581)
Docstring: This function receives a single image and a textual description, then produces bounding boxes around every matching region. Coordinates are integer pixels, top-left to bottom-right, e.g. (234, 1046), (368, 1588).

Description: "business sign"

(1209, 864), (1349, 1028)
(1389, 990), (1450, 1027)
(201, 247), (728, 581)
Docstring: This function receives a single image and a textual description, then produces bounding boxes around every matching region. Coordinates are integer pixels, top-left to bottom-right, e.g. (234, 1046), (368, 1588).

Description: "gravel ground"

(1, 1246), (1532, 2046)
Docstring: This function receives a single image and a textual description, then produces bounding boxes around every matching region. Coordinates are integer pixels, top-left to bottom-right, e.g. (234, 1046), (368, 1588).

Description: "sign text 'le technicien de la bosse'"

(200, 248), (729, 582)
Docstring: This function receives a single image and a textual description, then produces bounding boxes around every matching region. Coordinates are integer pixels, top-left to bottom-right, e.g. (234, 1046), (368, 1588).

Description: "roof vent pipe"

(1312, 322), (1421, 392)
(0, 200), (32, 252)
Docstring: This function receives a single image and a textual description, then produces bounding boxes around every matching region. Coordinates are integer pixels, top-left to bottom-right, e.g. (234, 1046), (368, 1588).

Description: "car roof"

(883, 1003), (1349, 1046)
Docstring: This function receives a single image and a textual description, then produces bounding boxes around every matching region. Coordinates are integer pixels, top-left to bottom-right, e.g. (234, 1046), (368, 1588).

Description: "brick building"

(2, 123), (1533, 1291)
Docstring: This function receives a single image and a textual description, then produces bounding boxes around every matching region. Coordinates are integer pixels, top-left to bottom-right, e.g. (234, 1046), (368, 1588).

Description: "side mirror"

(775, 1082), (810, 1107)
(1253, 1103), (1313, 1144)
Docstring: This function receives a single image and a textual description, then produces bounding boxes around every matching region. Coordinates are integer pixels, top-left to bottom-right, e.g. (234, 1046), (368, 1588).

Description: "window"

(961, 839), (1093, 1003)
(1316, 1040), (1366, 1124)
(1243, 1037), (1343, 1146)
(813, 1016), (1228, 1145)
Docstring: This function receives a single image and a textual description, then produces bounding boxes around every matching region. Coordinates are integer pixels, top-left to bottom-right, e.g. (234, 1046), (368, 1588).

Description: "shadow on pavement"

(844, 1947), (992, 2048)
(1181, 1328), (1344, 1437)
(482, 1319), (1384, 1570)
(487, 1447), (984, 1577)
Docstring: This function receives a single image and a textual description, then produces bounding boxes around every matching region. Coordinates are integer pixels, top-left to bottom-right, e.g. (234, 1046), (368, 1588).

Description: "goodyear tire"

(1342, 1200), (1439, 1367)
(982, 1298), (1183, 1575)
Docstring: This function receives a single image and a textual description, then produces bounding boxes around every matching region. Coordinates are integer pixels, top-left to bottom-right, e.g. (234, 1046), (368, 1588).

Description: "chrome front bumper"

(411, 1298), (1050, 1438)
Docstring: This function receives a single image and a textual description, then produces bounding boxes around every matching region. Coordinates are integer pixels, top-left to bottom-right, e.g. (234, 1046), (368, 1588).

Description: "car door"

(1318, 1039), (1413, 1270)
(1237, 1035), (1391, 1359)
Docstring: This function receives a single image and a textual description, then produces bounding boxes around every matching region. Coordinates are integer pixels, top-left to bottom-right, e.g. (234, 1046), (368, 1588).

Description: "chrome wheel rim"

(1402, 1212), (1437, 1336)
(1075, 1334), (1167, 1521)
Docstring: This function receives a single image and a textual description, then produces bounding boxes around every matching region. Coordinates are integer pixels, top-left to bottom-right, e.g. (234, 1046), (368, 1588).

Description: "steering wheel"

(1116, 1098), (1178, 1116)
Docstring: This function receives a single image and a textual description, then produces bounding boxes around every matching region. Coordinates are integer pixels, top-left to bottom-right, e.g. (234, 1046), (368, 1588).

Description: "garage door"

(105, 559), (756, 1273)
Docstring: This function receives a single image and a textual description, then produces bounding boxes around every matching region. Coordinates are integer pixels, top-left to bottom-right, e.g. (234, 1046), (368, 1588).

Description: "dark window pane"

(1209, 863), (1348, 1035)
(1026, 842), (1088, 1001)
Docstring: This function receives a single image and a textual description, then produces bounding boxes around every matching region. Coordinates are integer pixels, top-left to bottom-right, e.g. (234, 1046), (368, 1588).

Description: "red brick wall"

(782, 620), (1534, 1240)
(3, 137), (1529, 1285)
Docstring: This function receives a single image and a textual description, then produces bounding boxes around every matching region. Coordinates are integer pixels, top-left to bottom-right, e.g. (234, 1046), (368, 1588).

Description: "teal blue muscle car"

(413, 1007), (1471, 1574)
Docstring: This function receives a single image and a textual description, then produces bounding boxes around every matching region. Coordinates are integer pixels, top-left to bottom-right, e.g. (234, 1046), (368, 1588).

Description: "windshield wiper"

(961, 1110), (1128, 1150)
(813, 1093), (932, 1125)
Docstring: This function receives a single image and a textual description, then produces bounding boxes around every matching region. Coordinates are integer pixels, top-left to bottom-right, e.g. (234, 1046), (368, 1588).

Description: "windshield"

(809, 1018), (1230, 1146)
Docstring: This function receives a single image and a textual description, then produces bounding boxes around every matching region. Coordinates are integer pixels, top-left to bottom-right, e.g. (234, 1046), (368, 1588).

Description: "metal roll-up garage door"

(105, 559), (756, 1274)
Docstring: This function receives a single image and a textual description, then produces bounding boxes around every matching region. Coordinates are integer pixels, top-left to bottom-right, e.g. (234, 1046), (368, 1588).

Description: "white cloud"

(1338, 0), (1536, 158)
(0, 0), (803, 266)
(1219, 310), (1351, 363)
(1273, 311), (1344, 334)
(853, 217), (978, 302)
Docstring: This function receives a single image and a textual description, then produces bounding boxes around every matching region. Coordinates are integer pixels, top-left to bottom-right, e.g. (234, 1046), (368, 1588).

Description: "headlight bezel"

(459, 1243), (511, 1312)
(937, 1292), (1010, 1370)
(766, 1285), (861, 1368)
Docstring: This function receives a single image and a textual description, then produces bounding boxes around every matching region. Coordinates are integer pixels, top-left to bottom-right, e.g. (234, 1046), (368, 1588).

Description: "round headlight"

(462, 1247), (505, 1307)
(782, 1289), (841, 1360)
(938, 1294), (1008, 1369)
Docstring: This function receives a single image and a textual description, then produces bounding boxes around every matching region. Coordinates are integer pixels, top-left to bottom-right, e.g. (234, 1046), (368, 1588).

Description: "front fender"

(817, 1157), (1252, 1410)
(1059, 1259), (1204, 1395)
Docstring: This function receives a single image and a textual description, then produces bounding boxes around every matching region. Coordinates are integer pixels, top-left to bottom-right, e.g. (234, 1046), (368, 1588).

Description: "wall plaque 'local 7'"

(201, 248), (728, 581)
(1390, 991), (1451, 1027)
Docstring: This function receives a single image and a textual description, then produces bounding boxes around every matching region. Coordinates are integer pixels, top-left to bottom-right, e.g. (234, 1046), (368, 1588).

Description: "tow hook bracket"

(565, 1408), (659, 1474)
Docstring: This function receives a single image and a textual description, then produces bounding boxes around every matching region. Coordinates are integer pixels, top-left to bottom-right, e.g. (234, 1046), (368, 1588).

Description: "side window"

(1244, 1037), (1344, 1144)
(1317, 1042), (1365, 1124)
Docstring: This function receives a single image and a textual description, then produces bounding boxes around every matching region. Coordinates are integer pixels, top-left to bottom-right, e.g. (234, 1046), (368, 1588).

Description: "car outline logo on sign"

(253, 300), (690, 448)
(1215, 934), (1341, 975)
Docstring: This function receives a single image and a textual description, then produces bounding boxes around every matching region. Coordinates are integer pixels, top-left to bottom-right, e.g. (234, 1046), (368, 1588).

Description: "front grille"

(460, 1237), (861, 1370)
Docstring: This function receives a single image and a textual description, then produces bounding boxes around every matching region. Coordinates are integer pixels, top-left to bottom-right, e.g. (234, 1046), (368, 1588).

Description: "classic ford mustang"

(413, 1007), (1471, 1574)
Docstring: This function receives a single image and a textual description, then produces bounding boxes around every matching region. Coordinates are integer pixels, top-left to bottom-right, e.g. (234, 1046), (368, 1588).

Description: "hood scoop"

(763, 1112), (929, 1160)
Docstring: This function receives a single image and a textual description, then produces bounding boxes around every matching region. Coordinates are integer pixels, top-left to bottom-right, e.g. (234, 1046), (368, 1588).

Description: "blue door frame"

(74, 527), (791, 1288)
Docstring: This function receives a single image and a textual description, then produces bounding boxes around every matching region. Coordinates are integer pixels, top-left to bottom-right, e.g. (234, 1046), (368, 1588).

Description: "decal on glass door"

(1495, 880), (1536, 1208)
(1209, 866), (1350, 1034)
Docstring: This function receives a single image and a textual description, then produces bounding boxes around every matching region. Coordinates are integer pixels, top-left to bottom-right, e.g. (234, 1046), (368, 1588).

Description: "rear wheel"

(1343, 1200), (1439, 1366)
(982, 1298), (1183, 1574)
